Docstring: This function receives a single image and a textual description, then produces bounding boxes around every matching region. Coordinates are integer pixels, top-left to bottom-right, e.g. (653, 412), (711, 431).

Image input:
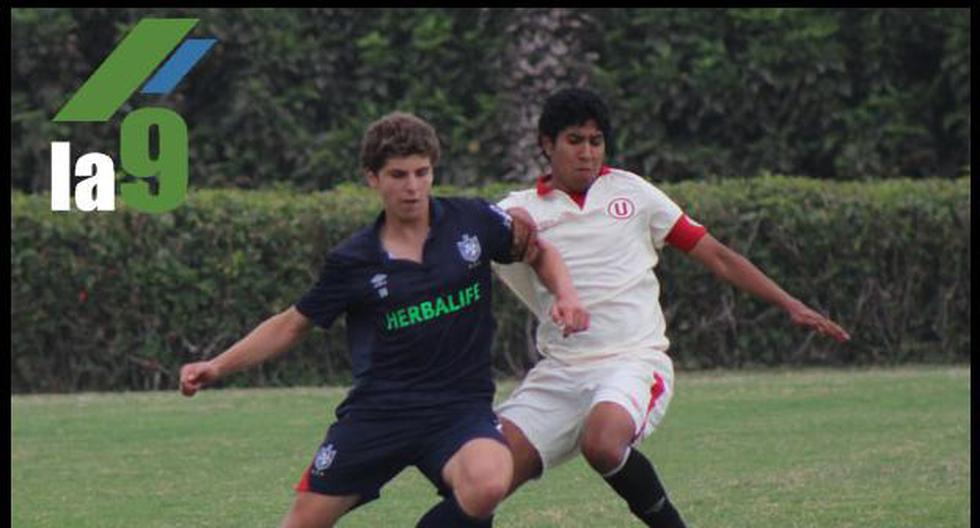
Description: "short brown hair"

(360, 112), (441, 173)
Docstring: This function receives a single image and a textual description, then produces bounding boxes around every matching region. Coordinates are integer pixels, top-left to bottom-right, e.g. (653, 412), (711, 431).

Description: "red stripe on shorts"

(294, 464), (313, 492)
(633, 372), (666, 442)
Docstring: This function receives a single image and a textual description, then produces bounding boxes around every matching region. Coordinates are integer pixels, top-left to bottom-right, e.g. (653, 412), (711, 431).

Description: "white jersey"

(494, 167), (687, 363)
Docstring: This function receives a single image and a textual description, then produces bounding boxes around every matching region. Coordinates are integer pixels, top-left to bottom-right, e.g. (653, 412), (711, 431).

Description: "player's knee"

(580, 430), (627, 474)
(454, 463), (511, 518)
(456, 483), (508, 519)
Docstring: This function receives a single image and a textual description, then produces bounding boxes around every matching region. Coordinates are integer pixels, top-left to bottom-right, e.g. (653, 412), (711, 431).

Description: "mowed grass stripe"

(12, 366), (969, 527)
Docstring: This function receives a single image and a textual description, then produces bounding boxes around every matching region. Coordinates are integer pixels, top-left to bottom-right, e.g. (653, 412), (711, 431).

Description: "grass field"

(11, 366), (970, 527)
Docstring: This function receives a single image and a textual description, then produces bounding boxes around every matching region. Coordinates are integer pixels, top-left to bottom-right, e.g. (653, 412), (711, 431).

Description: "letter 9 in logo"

(120, 107), (189, 213)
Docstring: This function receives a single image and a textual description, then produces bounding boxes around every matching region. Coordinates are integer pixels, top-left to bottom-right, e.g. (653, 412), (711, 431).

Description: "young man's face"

(542, 119), (605, 194)
(367, 154), (434, 224)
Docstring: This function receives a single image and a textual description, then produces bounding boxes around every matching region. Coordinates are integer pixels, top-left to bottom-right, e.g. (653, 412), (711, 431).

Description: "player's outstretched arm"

(179, 306), (314, 396)
(686, 234), (850, 343)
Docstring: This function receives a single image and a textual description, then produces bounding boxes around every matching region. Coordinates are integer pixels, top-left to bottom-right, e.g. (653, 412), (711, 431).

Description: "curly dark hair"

(360, 112), (441, 173)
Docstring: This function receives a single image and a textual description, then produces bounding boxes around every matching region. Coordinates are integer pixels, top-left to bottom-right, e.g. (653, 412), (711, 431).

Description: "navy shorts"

(294, 406), (505, 507)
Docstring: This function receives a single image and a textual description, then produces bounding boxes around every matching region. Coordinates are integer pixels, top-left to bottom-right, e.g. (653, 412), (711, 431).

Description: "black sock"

(416, 494), (493, 528)
(602, 447), (686, 528)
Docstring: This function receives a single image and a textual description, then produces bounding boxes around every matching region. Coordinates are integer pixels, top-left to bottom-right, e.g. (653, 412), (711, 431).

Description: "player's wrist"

(554, 289), (580, 306)
(206, 358), (226, 380)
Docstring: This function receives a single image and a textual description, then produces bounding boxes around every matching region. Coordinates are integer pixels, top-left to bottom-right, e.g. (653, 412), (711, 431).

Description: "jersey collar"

(372, 197), (444, 230)
(536, 165), (613, 197)
(371, 197), (444, 261)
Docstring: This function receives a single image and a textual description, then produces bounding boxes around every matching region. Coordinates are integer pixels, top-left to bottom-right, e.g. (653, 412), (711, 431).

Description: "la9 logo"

(51, 107), (189, 213)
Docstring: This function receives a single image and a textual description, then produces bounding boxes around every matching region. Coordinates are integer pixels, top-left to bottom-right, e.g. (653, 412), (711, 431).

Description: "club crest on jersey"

(313, 444), (337, 474)
(457, 234), (482, 266)
(607, 197), (636, 220)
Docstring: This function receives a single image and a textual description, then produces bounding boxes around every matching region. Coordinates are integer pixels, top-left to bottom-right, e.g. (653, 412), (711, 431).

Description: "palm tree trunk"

(501, 8), (599, 182)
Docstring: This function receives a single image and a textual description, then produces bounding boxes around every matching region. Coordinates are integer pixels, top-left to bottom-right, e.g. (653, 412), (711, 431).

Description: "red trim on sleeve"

(665, 214), (708, 252)
(294, 464), (312, 492)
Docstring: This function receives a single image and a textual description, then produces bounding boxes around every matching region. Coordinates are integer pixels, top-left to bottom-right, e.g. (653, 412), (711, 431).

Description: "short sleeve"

(294, 253), (352, 329)
(477, 198), (517, 264)
(639, 181), (685, 249)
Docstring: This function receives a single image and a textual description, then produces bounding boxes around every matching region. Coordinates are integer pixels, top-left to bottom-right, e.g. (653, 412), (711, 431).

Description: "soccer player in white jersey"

(493, 87), (851, 527)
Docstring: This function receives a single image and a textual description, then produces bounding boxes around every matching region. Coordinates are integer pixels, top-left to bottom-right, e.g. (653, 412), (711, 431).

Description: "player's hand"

(787, 301), (851, 343)
(507, 207), (541, 263)
(179, 361), (220, 397)
(550, 295), (590, 337)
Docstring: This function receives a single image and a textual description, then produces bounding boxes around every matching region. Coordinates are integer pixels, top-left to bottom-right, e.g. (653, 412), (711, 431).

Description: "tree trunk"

(501, 8), (599, 182)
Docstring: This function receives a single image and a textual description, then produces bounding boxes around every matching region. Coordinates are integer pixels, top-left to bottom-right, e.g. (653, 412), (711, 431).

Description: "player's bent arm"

(502, 205), (588, 334)
(506, 206), (540, 263)
(526, 239), (590, 334)
(525, 239), (576, 301)
(208, 306), (314, 379)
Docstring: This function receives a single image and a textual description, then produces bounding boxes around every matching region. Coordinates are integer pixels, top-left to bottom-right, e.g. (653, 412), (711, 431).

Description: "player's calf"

(581, 402), (686, 527)
(603, 447), (686, 528)
(416, 495), (493, 528)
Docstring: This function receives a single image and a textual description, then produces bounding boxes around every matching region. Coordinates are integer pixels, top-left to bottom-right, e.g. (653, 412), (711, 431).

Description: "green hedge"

(11, 177), (970, 393)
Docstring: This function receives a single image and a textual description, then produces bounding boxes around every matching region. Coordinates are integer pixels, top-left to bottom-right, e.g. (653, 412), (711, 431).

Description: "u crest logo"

(607, 198), (635, 219)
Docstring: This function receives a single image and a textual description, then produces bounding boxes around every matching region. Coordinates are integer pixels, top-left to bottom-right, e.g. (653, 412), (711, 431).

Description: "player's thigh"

(416, 407), (511, 497)
(293, 417), (412, 510)
(499, 417), (543, 492)
(281, 491), (360, 528)
(590, 350), (674, 443)
(495, 359), (588, 470)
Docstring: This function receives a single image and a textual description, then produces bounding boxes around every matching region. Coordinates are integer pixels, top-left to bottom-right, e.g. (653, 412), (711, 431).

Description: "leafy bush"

(11, 177), (969, 392)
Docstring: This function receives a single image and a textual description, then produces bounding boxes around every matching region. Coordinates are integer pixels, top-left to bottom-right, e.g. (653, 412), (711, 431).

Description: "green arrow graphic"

(53, 18), (199, 122)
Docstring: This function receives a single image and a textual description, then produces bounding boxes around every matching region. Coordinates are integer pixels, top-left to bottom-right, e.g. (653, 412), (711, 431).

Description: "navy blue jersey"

(295, 197), (516, 419)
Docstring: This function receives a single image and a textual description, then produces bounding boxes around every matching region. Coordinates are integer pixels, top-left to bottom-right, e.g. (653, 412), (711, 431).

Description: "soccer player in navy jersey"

(493, 88), (850, 527)
(178, 112), (589, 528)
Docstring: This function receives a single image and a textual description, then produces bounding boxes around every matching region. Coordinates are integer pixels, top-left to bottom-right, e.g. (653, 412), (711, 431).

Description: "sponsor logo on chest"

(384, 281), (483, 331)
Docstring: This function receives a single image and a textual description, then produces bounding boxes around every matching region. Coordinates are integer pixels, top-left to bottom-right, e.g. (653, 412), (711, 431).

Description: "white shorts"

(495, 348), (675, 471)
